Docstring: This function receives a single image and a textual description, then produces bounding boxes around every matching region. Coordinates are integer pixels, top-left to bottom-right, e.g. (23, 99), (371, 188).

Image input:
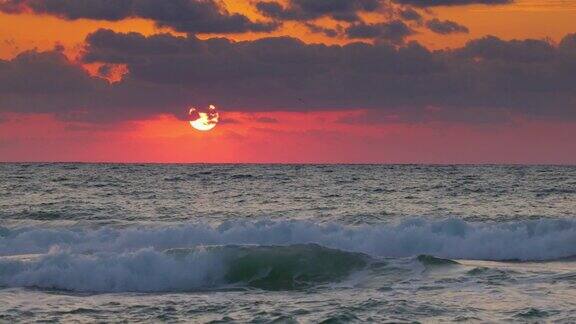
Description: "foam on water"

(1, 218), (575, 292)
(7, 217), (576, 292)
(2, 218), (576, 261)
(0, 244), (369, 292)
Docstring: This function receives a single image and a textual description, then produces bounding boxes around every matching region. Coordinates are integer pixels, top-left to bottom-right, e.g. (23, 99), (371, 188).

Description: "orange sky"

(1, 0), (576, 163)
(2, 0), (576, 59)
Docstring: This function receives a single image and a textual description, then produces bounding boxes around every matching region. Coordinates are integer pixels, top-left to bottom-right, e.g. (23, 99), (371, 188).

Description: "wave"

(0, 244), (368, 292)
(416, 255), (459, 266)
(2, 218), (576, 261)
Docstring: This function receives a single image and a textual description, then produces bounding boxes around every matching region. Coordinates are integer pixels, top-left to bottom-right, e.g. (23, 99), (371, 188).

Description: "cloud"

(0, 49), (193, 122)
(256, 0), (382, 22)
(399, 7), (422, 21)
(393, 0), (513, 7)
(457, 35), (556, 62)
(0, 0), (278, 34)
(2, 30), (576, 124)
(345, 21), (413, 43)
(426, 19), (469, 34)
(0, 50), (96, 95)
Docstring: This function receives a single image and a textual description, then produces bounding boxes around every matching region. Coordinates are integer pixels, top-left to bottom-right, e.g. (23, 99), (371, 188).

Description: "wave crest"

(2, 218), (576, 261)
(0, 244), (368, 292)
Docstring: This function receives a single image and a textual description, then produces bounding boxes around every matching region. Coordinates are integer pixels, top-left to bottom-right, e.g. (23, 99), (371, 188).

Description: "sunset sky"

(1, 0), (575, 163)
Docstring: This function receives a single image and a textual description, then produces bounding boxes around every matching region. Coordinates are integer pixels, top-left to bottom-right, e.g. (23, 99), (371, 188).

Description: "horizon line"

(1, 161), (575, 167)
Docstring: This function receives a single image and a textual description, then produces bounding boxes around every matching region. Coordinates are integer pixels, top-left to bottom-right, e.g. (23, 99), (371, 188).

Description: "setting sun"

(189, 105), (219, 131)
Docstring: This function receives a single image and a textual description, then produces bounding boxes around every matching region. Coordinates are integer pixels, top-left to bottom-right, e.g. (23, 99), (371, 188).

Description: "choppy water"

(1, 164), (575, 322)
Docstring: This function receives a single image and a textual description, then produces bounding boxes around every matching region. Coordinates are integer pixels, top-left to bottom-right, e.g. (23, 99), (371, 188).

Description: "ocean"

(1, 164), (575, 322)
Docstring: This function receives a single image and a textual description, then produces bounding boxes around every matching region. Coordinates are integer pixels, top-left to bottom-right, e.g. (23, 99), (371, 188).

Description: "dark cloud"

(2, 30), (576, 124)
(2, 0), (134, 20)
(426, 18), (469, 34)
(345, 21), (413, 43)
(0, 50), (100, 96)
(0, 49), (191, 122)
(97, 64), (113, 78)
(393, 0), (512, 7)
(0, 0), (278, 34)
(457, 36), (556, 62)
(256, 0), (382, 22)
(399, 7), (422, 21)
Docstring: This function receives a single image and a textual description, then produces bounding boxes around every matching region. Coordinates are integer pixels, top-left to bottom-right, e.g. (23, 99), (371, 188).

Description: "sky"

(1, 0), (575, 163)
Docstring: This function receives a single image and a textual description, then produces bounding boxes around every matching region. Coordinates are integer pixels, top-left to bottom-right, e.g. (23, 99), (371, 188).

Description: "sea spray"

(0, 244), (368, 292)
(2, 218), (576, 261)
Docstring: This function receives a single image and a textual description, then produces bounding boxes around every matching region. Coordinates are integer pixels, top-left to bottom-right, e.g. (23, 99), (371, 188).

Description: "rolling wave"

(0, 244), (368, 292)
(2, 217), (576, 292)
(2, 218), (576, 261)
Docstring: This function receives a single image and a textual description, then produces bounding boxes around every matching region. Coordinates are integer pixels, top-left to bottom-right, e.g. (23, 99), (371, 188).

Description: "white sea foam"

(0, 244), (368, 292)
(0, 247), (226, 292)
(2, 219), (576, 292)
(2, 219), (576, 261)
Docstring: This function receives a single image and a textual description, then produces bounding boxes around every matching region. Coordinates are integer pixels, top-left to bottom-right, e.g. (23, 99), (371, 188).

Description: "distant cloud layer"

(345, 21), (413, 43)
(426, 19), (469, 34)
(0, 0), (278, 33)
(0, 0), (514, 42)
(393, 0), (512, 7)
(256, 0), (381, 22)
(2, 29), (576, 124)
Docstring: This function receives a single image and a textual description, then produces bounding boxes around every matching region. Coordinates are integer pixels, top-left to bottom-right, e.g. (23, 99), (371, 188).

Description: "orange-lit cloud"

(2, 0), (576, 60)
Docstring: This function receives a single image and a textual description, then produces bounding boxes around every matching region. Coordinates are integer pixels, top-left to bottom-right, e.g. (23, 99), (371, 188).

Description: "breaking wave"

(2, 218), (576, 292)
(2, 218), (576, 261)
(0, 244), (368, 292)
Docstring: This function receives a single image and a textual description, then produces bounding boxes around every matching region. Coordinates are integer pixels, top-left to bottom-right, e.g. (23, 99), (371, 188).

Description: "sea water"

(0, 164), (575, 322)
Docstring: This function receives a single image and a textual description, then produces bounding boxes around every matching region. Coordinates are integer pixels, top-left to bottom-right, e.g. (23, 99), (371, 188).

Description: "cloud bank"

(0, 0), (278, 33)
(393, 0), (512, 7)
(1, 29), (575, 124)
(255, 0), (382, 22)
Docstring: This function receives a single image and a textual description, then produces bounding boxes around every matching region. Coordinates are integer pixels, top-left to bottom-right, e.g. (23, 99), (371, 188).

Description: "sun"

(189, 105), (219, 131)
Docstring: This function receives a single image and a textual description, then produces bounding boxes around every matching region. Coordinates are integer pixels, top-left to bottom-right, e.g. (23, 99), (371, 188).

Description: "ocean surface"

(1, 164), (575, 323)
